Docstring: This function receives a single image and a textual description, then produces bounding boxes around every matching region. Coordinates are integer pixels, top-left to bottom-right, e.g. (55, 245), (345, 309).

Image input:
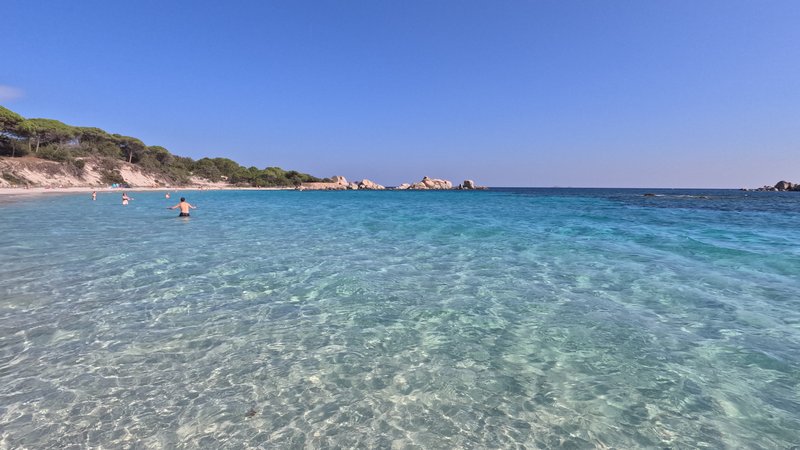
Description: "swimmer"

(122, 192), (130, 205)
(165, 192), (170, 199)
(92, 191), (97, 201)
(169, 197), (196, 217)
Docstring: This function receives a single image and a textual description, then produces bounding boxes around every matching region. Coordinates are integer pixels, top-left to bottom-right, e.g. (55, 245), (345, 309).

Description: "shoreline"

(0, 186), (294, 204)
(0, 186), (293, 194)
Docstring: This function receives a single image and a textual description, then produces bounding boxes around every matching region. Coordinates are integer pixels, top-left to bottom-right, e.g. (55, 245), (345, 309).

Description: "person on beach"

(92, 191), (97, 201)
(169, 197), (196, 217)
(122, 192), (130, 205)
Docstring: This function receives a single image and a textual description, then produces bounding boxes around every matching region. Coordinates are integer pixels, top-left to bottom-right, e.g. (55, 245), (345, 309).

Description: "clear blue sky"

(2, 0), (799, 187)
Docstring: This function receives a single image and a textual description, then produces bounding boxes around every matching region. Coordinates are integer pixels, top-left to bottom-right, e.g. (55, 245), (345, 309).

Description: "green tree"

(193, 158), (223, 181)
(209, 157), (241, 179)
(112, 134), (146, 163)
(25, 118), (76, 154)
(0, 106), (26, 157)
(0, 105), (325, 187)
(0, 106), (24, 132)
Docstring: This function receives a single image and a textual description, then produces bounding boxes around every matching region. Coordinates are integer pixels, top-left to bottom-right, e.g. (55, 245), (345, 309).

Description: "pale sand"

(0, 186), (293, 204)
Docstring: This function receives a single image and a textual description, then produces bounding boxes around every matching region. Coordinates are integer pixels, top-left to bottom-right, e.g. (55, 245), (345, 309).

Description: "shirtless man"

(169, 197), (196, 217)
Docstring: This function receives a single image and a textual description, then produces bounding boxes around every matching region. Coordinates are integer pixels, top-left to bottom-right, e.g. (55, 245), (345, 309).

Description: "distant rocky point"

(298, 176), (485, 191)
(742, 180), (800, 192)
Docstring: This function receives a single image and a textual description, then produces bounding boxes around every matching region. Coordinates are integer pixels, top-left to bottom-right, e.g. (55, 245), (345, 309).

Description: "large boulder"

(410, 176), (452, 190)
(358, 179), (385, 190)
(460, 179), (476, 190)
(395, 183), (411, 190)
(775, 180), (793, 191)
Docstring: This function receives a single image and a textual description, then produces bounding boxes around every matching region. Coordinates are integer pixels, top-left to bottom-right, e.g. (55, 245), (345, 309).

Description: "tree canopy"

(0, 106), (323, 186)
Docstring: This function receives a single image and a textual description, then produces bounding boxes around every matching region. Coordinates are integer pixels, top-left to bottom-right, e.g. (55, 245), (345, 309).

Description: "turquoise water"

(1, 189), (798, 448)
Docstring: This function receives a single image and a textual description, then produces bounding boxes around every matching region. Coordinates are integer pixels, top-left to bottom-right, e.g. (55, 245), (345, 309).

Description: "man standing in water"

(169, 197), (196, 217)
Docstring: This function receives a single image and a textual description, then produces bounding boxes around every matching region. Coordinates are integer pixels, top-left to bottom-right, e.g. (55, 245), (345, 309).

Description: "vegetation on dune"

(0, 105), (326, 186)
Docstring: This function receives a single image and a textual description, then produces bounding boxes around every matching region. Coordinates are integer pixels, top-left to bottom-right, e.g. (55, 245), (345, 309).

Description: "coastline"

(0, 186), (294, 204)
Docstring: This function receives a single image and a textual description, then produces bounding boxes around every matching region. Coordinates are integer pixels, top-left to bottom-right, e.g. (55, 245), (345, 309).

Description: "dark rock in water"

(643, 193), (656, 197)
(245, 407), (257, 418)
(752, 180), (799, 191)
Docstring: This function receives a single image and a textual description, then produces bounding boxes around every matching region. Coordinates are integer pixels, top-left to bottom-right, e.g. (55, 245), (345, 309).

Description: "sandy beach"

(0, 186), (293, 203)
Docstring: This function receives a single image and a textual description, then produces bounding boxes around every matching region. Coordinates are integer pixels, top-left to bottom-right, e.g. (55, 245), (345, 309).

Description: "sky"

(2, 0), (799, 187)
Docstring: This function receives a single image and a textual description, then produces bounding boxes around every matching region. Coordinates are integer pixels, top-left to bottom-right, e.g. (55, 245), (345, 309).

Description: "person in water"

(122, 192), (130, 205)
(165, 192), (170, 199)
(169, 197), (196, 217)
(92, 191), (97, 201)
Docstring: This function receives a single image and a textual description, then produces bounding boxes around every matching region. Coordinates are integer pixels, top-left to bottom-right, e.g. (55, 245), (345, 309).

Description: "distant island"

(0, 106), (481, 191)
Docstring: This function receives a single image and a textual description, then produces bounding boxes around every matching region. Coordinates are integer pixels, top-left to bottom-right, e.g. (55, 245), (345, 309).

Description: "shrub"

(100, 169), (125, 185)
(37, 145), (72, 162)
(2, 171), (28, 185)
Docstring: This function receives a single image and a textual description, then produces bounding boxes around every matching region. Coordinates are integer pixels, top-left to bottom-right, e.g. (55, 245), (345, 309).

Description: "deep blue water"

(0, 188), (798, 448)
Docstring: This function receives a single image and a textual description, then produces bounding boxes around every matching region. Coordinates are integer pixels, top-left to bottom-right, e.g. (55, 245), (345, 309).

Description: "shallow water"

(0, 188), (798, 448)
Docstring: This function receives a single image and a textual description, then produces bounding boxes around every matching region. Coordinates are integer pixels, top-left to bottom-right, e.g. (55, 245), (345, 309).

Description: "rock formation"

(749, 180), (800, 192)
(300, 175), (483, 191)
(358, 179), (385, 190)
(298, 176), (349, 190)
(402, 176), (452, 190)
(300, 176), (387, 190)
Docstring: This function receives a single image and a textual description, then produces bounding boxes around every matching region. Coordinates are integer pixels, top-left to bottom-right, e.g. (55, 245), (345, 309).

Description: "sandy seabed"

(0, 186), (293, 203)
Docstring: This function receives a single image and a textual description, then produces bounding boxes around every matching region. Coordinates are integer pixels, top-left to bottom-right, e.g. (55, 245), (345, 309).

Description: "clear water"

(0, 189), (798, 449)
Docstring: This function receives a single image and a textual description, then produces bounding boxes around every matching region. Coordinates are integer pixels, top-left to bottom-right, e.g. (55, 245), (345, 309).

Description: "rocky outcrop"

(358, 179), (385, 190)
(749, 180), (800, 192)
(456, 179), (486, 190)
(402, 176), (452, 190)
(300, 176), (386, 191)
(299, 175), (483, 191)
(299, 176), (349, 190)
(392, 177), (486, 190)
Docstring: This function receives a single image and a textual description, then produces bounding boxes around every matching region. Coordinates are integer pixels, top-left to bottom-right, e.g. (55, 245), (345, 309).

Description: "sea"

(0, 188), (798, 449)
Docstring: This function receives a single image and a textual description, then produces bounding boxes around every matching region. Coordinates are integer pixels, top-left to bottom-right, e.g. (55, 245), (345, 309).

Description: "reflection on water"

(0, 189), (798, 448)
